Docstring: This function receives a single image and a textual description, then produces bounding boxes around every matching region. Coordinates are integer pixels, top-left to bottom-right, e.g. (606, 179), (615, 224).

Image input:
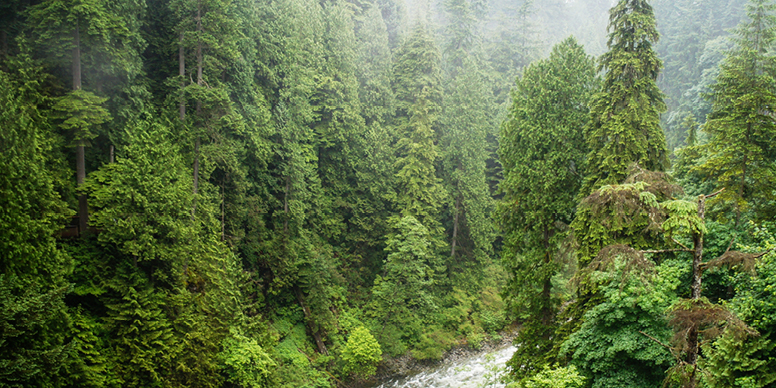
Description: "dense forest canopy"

(1, 0), (776, 387)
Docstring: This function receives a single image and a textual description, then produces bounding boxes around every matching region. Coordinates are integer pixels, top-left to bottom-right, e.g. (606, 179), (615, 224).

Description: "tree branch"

(704, 188), (725, 199)
(671, 237), (690, 251)
(640, 249), (693, 254)
(639, 331), (681, 363)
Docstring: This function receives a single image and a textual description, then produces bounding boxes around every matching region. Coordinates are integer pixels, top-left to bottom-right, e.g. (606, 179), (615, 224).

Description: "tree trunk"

(109, 145), (114, 163)
(284, 176), (290, 234)
(294, 286), (329, 355)
(191, 2), (203, 216)
(691, 195), (705, 300)
(73, 21), (88, 235)
(541, 224), (552, 326)
(221, 179), (225, 241)
(1, 29), (7, 60)
(685, 194), (708, 388)
(737, 130), (749, 227)
(450, 195), (461, 258)
(179, 32), (185, 121)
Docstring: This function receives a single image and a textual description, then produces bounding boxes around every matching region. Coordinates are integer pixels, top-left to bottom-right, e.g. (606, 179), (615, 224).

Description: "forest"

(1, 0), (775, 386)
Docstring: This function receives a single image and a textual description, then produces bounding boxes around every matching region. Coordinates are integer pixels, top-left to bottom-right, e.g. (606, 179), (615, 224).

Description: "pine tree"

(582, 0), (669, 195)
(698, 0), (776, 223)
(498, 37), (597, 382)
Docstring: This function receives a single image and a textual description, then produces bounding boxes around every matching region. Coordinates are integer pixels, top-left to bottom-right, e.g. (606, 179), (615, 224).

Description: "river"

(371, 345), (516, 388)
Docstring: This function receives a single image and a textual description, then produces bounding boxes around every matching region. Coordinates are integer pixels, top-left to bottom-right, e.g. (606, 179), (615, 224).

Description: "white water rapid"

(373, 345), (516, 388)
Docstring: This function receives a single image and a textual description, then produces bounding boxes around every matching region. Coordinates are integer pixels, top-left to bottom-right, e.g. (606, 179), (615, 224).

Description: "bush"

(517, 365), (586, 388)
(342, 326), (382, 379)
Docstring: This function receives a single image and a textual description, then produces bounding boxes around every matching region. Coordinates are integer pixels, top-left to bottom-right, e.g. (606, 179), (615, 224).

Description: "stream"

(371, 345), (516, 388)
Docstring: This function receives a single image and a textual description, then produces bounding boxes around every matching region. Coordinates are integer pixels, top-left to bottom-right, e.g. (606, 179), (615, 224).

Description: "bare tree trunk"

(221, 179), (225, 241)
(1, 30), (7, 60)
(686, 193), (712, 388)
(73, 21), (88, 235)
(109, 145), (114, 163)
(450, 195), (461, 258)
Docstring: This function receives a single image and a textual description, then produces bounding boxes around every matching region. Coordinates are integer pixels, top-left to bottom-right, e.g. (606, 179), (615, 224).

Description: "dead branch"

(704, 188), (725, 199)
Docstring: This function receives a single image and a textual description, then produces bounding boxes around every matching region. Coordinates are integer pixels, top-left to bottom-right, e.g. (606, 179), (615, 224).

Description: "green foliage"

(52, 90), (111, 146)
(498, 39), (596, 353)
(697, 0), (776, 221)
(0, 276), (70, 388)
(64, 308), (111, 388)
(0, 68), (70, 282)
(561, 258), (681, 388)
(391, 23), (446, 232)
(341, 326), (382, 378)
(520, 365), (586, 388)
(441, 55), (495, 266)
(368, 216), (440, 355)
(572, 177), (674, 267)
(219, 330), (277, 388)
(582, 0), (669, 194)
(703, 223), (776, 387)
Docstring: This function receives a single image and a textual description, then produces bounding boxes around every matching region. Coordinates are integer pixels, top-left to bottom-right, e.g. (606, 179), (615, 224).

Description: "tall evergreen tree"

(0, 64), (72, 388)
(498, 37), (597, 382)
(698, 0), (776, 223)
(441, 56), (494, 267)
(391, 22), (445, 233)
(26, 0), (139, 233)
(582, 0), (669, 195)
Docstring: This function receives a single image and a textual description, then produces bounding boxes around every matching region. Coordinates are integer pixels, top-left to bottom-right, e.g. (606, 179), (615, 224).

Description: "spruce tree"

(582, 0), (669, 195)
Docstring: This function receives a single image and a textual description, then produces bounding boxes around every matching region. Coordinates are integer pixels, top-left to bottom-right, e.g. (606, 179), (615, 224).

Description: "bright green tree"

(0, 65), (72, 388)
(368, 216), (440, 356)
(341, 326), (382, 379)
(582, 0), (670, 195)
(498, 37), (597, 382)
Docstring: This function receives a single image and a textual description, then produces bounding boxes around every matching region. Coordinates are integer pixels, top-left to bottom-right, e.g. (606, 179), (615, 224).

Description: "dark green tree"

(498, 37), (597, 382)
(391, 22), (446, 234)
(582, 0), (669, 195)
(697, 0), (776, 224)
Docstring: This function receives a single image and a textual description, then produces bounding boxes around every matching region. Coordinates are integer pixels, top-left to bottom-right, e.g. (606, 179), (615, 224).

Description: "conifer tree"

(368, 216), (439, 356)
(391, 23), (446, 233)
(498, 37), (597, 382)
(26, 0), (136, 233)
(441, 56), (494, 266)
(0, 67), (72, 388)
(699, 0), (776, 223)
(582, 0), (669, 195)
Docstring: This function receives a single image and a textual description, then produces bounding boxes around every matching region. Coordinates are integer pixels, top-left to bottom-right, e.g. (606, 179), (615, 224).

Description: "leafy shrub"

(342, 326), (382, 379)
